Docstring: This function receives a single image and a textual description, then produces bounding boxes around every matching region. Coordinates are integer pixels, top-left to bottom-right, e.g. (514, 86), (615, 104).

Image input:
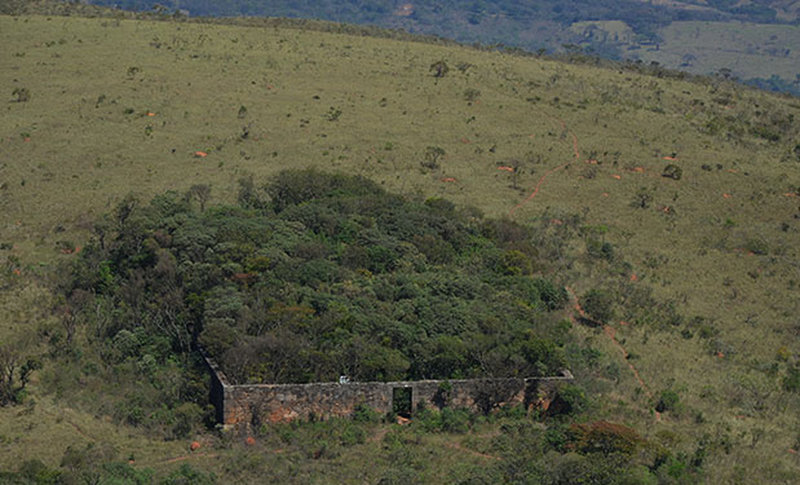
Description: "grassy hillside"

(575, 19), (800, 81)
(2, 11), (800, 482)
(68, 0), (800, 95)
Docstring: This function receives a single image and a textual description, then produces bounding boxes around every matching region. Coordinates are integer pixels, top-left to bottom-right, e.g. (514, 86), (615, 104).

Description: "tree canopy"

(66, 170), (570, 384)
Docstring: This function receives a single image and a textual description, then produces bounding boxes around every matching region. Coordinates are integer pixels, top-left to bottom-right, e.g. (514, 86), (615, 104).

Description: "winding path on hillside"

(565, 287), (654, 401)
(510, 110), (659, 419)
(508, 114), (578, 217)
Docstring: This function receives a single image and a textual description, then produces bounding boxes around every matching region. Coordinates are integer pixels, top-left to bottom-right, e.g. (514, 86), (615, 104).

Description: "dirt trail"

(508, 111), (656, 409)
(508, 162), (569, 216)
(38, 405), (97, 442)
(565, 282), (659, 420)
(601, 324), (654, 402)
(508, 114), (580, 216)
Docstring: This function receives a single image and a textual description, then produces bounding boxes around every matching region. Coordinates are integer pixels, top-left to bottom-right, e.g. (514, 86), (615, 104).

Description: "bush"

(441, 407), (471, 433)
(661, 164), (683, 180)
(17, 459), (61, 484)
(12, 87), (30, 102)
(631, 187), (653, 209)
(547, 384), (588, 417)
(569, 421), (644, 456)
(352, 403), (381, 423)
(655, 390), (681, 413)
(581, 289), (615, 324)
(783, 365), (800, 393)
(162, 464), (216, 485)
(586, 238), (614, 262)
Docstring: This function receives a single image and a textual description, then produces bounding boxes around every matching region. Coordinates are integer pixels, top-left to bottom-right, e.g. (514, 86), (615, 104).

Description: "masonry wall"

(208, 365), (573, 427)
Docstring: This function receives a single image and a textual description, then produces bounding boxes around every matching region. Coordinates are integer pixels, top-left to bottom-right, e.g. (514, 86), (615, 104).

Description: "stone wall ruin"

(203, 352), (573, 427)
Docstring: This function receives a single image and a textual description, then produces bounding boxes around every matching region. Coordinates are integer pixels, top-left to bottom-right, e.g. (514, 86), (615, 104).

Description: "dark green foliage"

(655, 389), (681, 412)
(415, 407), (471, 433)
(422, 146), (446, 170)
(484, 418), (674, 484)
(631, 187), (654, 209)
(352, 403), (381, 423)
(0, 342), (39, 406)
(1, 456), (162, 485)
(67, 170), (570, 385)
(586, 237), (615, 262)
(266, 168), (384, 213)
(162, 464), (216, 485)
(750, 124), (781, 142)
(581, 289), (615, 324)
(547, 384), (588, 417)
(662, 164), (683, 180)
(12, 459), (61, 484)
(744, 237), (769, 255)
(430, 60), (449, 78)
(782, 365), (800, 393)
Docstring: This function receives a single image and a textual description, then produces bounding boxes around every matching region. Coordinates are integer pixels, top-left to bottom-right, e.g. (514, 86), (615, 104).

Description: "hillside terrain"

(1, 7), (800, 483)
(71, 0), (800, 95)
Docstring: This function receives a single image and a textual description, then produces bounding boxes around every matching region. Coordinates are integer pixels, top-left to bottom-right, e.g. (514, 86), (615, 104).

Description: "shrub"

(497, 249), (532, 275)
(783, 365), (800, 393)
(631, 187), (653, 209)
(547, 384), (588, 417)
(586, 238), (614, 262)
(463, 88), (481, 102)
(430, 60), (449, 78)
(662, 164), (683, 180)
(744, 237), (768, 255)
(416, 407), (443, 432)
(352, 403), (381, 423)
(421, 146), (445, 170)
(198, 321), (238, 358)
(12, 87), (30, 102)
(655, 390), (681, 413)
(17, 459), (61, 483)
(569, 421), (644, 456)
(162, 464), (216, 485)
(581, 289), (615, 324)
(441, 407), (471, 433)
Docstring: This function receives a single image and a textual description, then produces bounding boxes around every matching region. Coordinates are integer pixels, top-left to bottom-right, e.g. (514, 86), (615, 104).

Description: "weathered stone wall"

(202, 353), (573, 428)
(201, 349), (227, 425)
(225, 382), (394, 425)
(201, 343), (573, 427)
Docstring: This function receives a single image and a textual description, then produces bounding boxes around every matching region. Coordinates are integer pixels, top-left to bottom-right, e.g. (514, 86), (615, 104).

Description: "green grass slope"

(1, 12), (800, 482)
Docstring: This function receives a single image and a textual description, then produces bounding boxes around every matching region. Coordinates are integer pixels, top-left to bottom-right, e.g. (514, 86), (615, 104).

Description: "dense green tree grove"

(65, 170), (570, 385)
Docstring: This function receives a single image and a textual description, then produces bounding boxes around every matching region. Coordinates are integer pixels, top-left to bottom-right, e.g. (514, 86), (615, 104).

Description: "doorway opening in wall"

(392, 387), (413, 418)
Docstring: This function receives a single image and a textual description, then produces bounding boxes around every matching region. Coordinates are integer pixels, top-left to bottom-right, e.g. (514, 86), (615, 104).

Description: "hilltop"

(64, 0), (800, 96)
(1, 8), (800, 483)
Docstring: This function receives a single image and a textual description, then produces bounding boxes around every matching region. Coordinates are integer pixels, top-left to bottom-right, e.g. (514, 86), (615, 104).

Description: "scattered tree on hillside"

(0, 342), (40, 406)
(430, 60), (449, 78)
(11, 87), (30, 103)
(185, 184), (211, 211)
(422, 146), (446, 170)
(662, 164), (682, 180)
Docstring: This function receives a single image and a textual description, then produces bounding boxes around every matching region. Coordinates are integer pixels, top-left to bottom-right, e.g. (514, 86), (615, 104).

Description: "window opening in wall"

(392, 387), (413, 418)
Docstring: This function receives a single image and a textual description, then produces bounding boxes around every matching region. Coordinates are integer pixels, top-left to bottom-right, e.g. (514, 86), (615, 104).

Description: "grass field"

(570, 19), (800, 85)
(2, 12), (800, 482)
(636, 20), (800, 80)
